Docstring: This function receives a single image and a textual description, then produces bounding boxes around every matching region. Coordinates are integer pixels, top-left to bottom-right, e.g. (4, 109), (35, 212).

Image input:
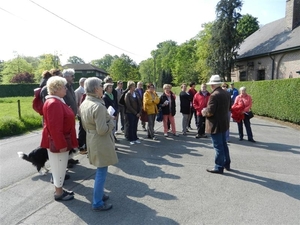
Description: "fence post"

(17, 100), (21, 119)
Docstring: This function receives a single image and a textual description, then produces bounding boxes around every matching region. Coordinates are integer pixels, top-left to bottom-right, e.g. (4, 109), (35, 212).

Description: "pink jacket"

(234, 94), (252, 113)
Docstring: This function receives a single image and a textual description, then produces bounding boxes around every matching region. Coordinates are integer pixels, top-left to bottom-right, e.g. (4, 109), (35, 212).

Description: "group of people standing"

(179, 80), (255, 143)
(36, 70), (256, 211)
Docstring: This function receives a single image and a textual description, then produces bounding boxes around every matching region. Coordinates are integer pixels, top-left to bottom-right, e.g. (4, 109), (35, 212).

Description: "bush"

(10, 72), (35, 83)
(0, 115), (42, 138)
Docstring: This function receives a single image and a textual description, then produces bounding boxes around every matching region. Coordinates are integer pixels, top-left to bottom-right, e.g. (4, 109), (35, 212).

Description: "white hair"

(47, 76), (67, 95)
(62, 68), (75, 77)
(239, 86), (246, 91)
(84, 77), (103, 95)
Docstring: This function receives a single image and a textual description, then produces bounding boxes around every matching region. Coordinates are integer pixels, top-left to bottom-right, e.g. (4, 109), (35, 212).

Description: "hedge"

(233, 78), (300, 124)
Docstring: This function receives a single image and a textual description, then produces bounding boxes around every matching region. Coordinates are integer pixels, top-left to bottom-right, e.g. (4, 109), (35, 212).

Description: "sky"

(0, 0), (286, 65)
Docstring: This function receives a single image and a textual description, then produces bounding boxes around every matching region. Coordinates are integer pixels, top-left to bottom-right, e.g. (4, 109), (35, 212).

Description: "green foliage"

(173, 39), (199, 85)
(91, 54), (118, 72)
(232, 78), (300, 124)
(208, 0), (243, 82)
(1, 57), (34, 83)
(67, 56), (85, 64)
(139, 58), (155, 84)
(109, 54), (140, 81)
(35, 54), (62, 82)
(0, 83), (38, 97)
(196, 22), (214, 83)
(237, 14), (260, 40)
(152, 40), (178, 87)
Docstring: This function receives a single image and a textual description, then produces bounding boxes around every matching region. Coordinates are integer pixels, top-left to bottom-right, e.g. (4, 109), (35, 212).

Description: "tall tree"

(195, 22), (214, 83)
(0, 60), (4, 83)
(151, 40), (178, 87)
(173, 39), (199, 85)
(139, 58), (155, 84)
(90, 54), (118, 72)
(209, 0), (243, 81)
(237, 14), (259, 40)
(1, 57), (34, 83)
(35, 54), (62, 82)
(67, 56), (85, 64)
(109, 54), (139, 81)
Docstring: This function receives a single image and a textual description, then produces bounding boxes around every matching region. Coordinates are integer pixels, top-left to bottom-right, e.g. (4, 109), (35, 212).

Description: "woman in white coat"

(80, 77), (118, 211)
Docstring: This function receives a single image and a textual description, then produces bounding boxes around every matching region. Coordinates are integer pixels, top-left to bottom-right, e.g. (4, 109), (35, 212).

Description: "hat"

(206, 75), (222, 85)
(103, 83), (114, 90)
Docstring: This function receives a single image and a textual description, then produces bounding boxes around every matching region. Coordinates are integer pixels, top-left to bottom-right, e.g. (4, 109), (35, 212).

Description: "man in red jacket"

(193, 83), (210, 138)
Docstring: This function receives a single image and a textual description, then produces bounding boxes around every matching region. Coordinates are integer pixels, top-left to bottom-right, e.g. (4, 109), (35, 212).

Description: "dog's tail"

(17, 152), (31, 162)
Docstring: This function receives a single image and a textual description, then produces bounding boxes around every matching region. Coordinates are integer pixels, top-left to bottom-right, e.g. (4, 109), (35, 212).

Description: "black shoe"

(239, 138), (243, 141)
(92, 203), (113, 211)
(54, 191), (74, 201)
(224, 165), (230, 171)
(206, 168), (223, 174)
(248, 139), (256, 143)
(102, 194), (109, 202)
(195, 134), (201, 139)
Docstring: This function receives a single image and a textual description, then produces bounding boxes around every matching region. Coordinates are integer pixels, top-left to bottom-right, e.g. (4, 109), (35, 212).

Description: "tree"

(90, 54), (118, 72)
(1, 57), (34, 83)
(10, 72), (35, 83)
(237, 14), (259, 40)
(195, 22), (215, 83)
(35, 54), (62, 82)
(208, 0), (243, 81)
(172, 39), (199, 85)
(109, 54), (139, 81)
(151, 40), (178, 87)
(0, 60), (4, 83)
(139, 58), (155, 84)
(67, 56), (85, 64)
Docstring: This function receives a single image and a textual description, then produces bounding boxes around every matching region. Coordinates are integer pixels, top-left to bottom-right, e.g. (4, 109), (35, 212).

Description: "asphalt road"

(0, 97), (299, 225)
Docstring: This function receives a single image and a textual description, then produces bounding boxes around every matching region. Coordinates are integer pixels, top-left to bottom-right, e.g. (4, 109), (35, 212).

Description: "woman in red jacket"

(193, 83), (210, 138)
(233, 86), (255, 142)
(40, 76), (78, 201)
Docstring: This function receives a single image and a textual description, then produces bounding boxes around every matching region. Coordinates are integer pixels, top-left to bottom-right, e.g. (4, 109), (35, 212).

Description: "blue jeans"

(237, 114), (253, 140)
(127, 113), (138, 141)
(93, 167), (108, 208)
(210, 132), (231, 171)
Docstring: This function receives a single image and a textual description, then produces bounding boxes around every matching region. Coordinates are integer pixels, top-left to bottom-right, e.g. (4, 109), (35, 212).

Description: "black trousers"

(77, 116), (86, 148)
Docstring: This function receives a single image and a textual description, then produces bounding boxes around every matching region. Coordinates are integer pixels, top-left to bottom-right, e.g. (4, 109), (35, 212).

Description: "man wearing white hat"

(201, 75), (231, 174)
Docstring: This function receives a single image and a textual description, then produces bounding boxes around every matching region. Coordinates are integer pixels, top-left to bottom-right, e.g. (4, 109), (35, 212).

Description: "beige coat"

(80, 95), (118, 167)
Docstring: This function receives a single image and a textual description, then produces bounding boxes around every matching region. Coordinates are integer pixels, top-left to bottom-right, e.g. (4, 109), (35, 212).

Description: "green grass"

(0, 97), (42, 138)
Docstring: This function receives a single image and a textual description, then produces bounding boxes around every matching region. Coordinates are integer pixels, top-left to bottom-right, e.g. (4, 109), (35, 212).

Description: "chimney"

(286, 0), (300, 30)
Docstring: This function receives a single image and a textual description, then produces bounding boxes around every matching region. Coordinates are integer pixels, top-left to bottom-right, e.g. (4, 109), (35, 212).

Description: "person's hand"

(59, 147), (68, 153)
(136, 113), (140, 117)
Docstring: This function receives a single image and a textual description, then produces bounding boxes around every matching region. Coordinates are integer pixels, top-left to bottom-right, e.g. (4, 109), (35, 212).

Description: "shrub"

(10, 72), (35, 83)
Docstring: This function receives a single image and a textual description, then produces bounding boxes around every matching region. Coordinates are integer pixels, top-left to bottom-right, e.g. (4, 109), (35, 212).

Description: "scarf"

(105, 92), (114, 100)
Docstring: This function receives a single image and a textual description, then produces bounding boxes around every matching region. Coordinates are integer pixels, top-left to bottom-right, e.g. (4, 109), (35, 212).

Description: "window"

(257, 70), (265, 80)
(240, 71), (247, 81)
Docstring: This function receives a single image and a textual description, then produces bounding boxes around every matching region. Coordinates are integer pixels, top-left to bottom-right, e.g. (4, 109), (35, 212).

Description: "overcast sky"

(0, 0), (286, 64)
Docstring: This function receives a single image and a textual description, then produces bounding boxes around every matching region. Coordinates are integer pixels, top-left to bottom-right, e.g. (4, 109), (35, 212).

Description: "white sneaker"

(135, 140), (141, 144)
(130, 141), (135, 145)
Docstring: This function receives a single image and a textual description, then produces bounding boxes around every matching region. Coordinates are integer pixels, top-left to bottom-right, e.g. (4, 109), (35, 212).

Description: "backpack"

(32, 88), (43, 115)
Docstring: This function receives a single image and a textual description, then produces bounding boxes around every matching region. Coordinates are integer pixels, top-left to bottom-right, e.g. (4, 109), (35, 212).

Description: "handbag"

(156, 107), (163, 122)
(49, 135), (72, 153)
(140, 110), (148, 122)
(247, 111), (254, 119)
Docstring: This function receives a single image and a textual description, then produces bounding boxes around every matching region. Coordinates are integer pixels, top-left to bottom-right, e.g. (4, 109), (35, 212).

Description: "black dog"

(18, 147), (78, 175)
